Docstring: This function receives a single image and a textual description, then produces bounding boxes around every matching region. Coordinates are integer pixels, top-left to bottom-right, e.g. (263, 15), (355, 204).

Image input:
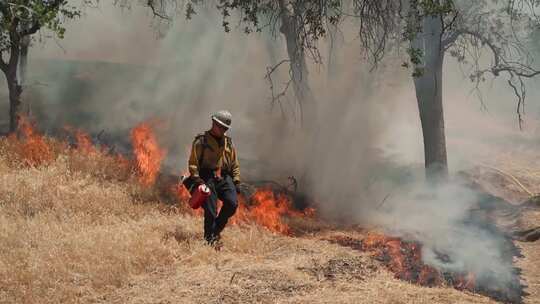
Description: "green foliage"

(419, 0), (455, 16)
(0, 1), (83, 53)
(401, 0), (458, 77)
(407, 47), (423, 65)
(187, 0), (341, 41)
(401, 0), (540, 80)
(406, 47), (424, 77)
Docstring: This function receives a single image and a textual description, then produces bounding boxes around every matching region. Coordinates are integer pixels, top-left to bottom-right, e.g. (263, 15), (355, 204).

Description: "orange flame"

(172, 182), (191, 202)
(231, 188), (314, 235)
(246, 189), (292, 234)
(456, 272), (476, 290)
(12, 117), (54, 166)
(74, 129), (96, 155)
(130, 122), (166, 186)
(171, 170), (191, 203)
(64, 126), (97, 155)
(175, 186), (314, 235)
(360, 233), (475, 290)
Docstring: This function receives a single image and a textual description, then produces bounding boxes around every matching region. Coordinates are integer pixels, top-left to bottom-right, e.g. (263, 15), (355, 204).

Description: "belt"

(200, 167), (231, 178)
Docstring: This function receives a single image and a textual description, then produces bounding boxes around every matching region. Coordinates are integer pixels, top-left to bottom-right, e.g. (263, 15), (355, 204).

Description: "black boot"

(205, 233), (222, 250)
(204, 233), (214, 244)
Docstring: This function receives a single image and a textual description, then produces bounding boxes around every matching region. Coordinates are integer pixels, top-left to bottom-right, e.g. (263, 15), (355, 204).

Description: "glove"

(193, 176), (204, 186)
(234, 181), (242, 194)
(183, 175), (205, 193)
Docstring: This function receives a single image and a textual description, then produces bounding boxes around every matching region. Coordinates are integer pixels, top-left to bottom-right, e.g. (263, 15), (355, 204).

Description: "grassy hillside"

(0, 128), (507, 304)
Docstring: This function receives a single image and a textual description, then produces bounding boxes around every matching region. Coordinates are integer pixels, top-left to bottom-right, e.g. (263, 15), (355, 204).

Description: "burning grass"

(0, 120), (133, 183)
(2, 117), (316, 237)
(229, 189), (316, 235)
(131, 122), (166, 186)
(329, 232), (524, 304)
(0, 119), (529, 303)
(0, 147), (345, 303)
(0, 119), (322, 302)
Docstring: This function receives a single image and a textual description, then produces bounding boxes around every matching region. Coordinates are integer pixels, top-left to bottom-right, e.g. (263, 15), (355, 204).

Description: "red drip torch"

(189, 184), (210, 209)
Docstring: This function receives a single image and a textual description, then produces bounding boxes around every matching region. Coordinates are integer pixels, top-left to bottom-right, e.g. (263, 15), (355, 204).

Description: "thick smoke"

(3, 1), (538, 297)
(370, 179), (521, 296)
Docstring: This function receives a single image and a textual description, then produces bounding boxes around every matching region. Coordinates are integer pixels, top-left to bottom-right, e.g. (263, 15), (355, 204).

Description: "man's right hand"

(182, 175), (205, 193)
(193, 176), (204, 186)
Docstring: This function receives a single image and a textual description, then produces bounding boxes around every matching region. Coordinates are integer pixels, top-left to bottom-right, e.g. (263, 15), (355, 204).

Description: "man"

(186, 110), (241, 245)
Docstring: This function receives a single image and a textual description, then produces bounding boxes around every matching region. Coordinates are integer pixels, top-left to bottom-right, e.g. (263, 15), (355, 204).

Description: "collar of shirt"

(206, 131), (225, 147)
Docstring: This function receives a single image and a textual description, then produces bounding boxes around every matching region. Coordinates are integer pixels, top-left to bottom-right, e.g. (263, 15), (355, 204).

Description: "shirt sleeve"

(230, 144), (241, 183)
(188, 138), (202, 177)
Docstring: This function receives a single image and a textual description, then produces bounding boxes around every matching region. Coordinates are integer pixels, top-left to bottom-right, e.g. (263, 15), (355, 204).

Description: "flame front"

(74, 129), (96, 155)
(63, 126), (97, 155)
(12, 117), (54, 166)
(172, 182), (191, 202)
(231, 188), (314, 235)
(176, 187), (314, 235)
(130, 122), (166, 186)
(229, 189), (291, 234)
(361, 233), (475, 290)
(11, 118), (312, 236)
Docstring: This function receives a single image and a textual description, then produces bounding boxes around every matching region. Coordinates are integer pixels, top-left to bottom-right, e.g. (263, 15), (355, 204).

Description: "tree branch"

(8, 17), (20, 70)
(0, 53), (7, 73)
(452, 28), (540, 78)
(147, 0), (170, 20)
(507, 75), (525, 129)
(265, 58), (293, 119)
(20, 22), (41, 37)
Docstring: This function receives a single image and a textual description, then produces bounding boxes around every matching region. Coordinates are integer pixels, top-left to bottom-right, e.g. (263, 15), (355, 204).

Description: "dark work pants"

(200, 173), (238, 240)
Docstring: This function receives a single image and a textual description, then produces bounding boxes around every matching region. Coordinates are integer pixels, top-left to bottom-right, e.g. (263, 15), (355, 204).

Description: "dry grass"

(0, 138), (513, 304)
(0, 142), (176, 303)
(465, 152), (540, 304)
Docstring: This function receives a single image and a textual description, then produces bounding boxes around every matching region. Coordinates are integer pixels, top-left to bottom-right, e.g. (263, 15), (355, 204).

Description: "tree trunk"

(412, 16), (448, 181)
(6, 71), (22, 133)
(1, 32), (23, 133)
(278, 2), (317, 128)
(276, 1), (319, 197)
(19, 36), (30, 117)
(327, 22), (341, 79)
(19, 36), (29, 85)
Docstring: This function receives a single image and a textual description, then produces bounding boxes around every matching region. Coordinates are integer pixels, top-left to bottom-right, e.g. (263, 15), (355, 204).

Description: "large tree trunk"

(6, 70), (22, 133)
(412, 15), (448, 181)
(327, 22), (341, 79)
(277, 1), (318, 197)
(278, 1), (317, 128)
(19, 36), (30, 118)
(1, 32), (23, 133)
(19, 36), (29, 85)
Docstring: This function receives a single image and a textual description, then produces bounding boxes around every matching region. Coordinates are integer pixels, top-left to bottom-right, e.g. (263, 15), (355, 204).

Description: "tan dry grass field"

(0, 134), (538, 304)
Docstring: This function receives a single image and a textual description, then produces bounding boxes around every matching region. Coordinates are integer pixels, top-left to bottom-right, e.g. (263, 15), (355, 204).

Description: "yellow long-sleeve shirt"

(188, 131), (241, 183)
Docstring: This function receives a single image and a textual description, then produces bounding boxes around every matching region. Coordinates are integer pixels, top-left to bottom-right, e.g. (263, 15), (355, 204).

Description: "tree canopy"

(0, 0), (86, 131)
(0, 0), (83, 71)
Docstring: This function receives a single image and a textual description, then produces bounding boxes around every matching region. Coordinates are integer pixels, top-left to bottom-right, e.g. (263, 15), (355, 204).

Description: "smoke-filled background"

(1, 1), (539, 294)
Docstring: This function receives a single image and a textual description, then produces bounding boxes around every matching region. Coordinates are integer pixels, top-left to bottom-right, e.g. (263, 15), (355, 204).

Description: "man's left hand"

(234, 181), (243, 194)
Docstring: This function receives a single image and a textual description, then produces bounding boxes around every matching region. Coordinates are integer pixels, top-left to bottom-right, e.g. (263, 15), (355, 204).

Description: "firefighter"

(185, 110), (242, 245)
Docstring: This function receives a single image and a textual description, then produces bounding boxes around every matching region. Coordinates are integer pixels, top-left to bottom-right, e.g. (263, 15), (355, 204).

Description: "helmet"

(211, 110), (232, 129)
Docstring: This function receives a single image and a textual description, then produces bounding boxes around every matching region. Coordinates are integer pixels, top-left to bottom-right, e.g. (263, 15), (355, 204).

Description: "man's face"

(212, 121), (228, 137)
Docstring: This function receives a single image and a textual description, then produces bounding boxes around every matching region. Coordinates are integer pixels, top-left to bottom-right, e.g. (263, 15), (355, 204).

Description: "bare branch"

(265, 58), (293, 118)
(147, 0), (171, 20)
(507, 76), (525, 129)
(19, 22), (41, 37)
(0, 53), (7, 73)
(352, 0), (401, 66)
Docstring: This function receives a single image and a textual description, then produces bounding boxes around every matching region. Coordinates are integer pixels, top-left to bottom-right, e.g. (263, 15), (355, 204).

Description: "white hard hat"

(211, 110), (232, 129)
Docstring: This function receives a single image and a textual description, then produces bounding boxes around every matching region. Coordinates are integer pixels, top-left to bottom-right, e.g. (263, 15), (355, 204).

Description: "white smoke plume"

(1, 1), (537, 300)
